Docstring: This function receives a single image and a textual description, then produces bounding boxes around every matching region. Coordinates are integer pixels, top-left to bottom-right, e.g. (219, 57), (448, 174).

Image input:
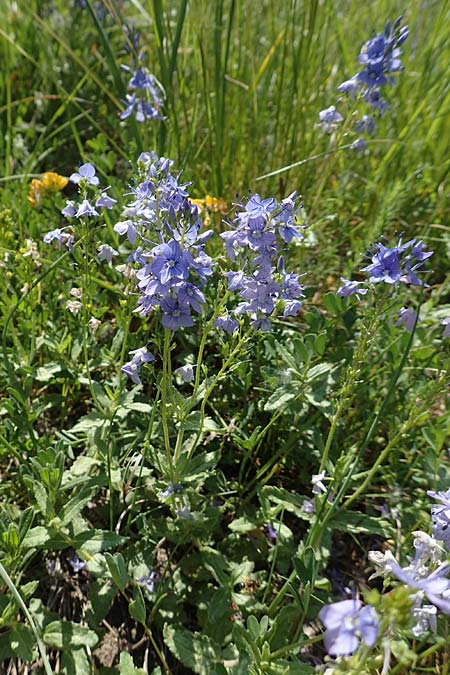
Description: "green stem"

(0, 562), (53, 675)
(161, 329), (174, 482)
(187, 327), (252, 461)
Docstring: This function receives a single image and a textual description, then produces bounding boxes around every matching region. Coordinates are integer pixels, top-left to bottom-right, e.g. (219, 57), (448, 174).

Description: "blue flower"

(43, 227), (74, 251)
(213, 313), (239, 335)
(98, 244), (119, 264)
(138, 571), (158, 592)
(336, 278), (368, 298)
(120, 35), (165, 123)
(160, 297), (194, 331)
(319, 599), (379, 656)
(67, 553), (86, 573)
(361, 237), (433, 286)
(395, 307), (419, 332)
(150, 240), (192, 285)
(318, 105), (343, 133)
(355, 115), (376, 135)
(428, 489), (450, 548)
(175, 364), (194, 382)
(121, 347), (155, 385)
(69, 162), (100, 187)
(76, 199), (99, 218)
(441, 318), (450, 338)
(95, 193), (117, 210)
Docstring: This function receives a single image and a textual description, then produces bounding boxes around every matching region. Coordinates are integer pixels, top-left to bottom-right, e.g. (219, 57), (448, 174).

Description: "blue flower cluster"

(215, 193), (306, 333)
(337, 236), (433, 298)
(114, 152), (214, 331)
(319, 17), (408, 150)
(43, 163), (116, 249)
(120, 33), (164, 123)
(322, 488), (450, 659)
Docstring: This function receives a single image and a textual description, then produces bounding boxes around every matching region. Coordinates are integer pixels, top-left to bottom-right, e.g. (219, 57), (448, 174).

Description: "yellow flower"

(28, 179), (44, 208)
(190, 198), (206, 210)
(41, 172), (69, 192)
(205, 195), (227, 213)
(28, 172), (68, 208)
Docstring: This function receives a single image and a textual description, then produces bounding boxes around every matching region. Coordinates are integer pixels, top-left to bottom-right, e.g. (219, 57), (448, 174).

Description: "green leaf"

(163, 624), (223, 674)
(58, 483), (96, 527)
(74, 529), (126, 554)
(183, 411), (219, 432)
(61, 646), (92, 675)
(21, 526), (50, 548)
(70, 412), (104, 434)
(264, 387), (296, 412)
(128, 586), (146, 625)
(259, 486), (310, 520)
(86, 580), (116, 627)
(331, 510), (394, 537)
(0, 624), (35, 661)
(18, 507), (34, 543)
(43, 620), (98, 649)
(35, 362), (64, 382)
(119, 652), (146, 675)
(323, 292), (342, 314)
(105, 552), (129, 592)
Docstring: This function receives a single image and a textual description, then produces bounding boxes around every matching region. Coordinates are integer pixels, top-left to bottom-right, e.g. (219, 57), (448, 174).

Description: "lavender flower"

(336, 277), (368, 299)
(318, 105), (344, 133)
(361, 237), (433, 286)
(264, 523), (278, 541)
(69, 162), (100, 187)
(138, 571), (158, 592)
(319, 599), (379, 656)
(43, 227), (74, 251)
(441, 318), (450, 338)
(159, 482), (183, 499)
(329, 18), (409, 148)
(219, 192), (305, 333)
(175, 364), (194, 383)
(98, 244), (119, 264)
(121, 346), (155, 385)
(350, 138), (368, 152)
(67, 553), (86, 573)
(428, 489), (450, 548)
(213, 312), (239, 335)
(120, 35), (165, 123)
(312, 471), (327, 495)
(395, 307), (419, 332)
(114, 152), (214, 331)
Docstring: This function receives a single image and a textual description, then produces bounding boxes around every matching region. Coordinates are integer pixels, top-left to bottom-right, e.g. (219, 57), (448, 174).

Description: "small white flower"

(70, 287), (83, 298)
(66, 300), (82, 315)
(88, 317), (101, 332)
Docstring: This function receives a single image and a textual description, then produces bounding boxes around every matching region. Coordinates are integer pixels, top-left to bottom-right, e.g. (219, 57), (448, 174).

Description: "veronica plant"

(112, 152), (307, 495)
(318, 17), (409, 151)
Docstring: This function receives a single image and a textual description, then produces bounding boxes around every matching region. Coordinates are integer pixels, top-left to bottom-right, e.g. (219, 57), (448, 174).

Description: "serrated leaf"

(163, 625), (223, 674)
(43, 620), (98, 649)
(119, 652), (146, 675)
